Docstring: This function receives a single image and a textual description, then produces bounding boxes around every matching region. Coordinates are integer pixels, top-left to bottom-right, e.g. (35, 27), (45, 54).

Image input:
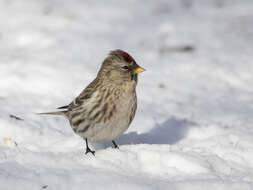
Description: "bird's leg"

(112, 140), (119, 149)
(85, 138), (95, 156)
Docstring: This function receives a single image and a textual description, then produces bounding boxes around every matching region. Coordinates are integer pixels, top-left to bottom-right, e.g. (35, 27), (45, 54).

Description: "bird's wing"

(62, 78), (100, 111)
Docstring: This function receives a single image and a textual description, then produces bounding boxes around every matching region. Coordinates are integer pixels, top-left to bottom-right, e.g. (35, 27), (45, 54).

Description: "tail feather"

(57, 105), (69, 109)
(37, 111), (67, 116)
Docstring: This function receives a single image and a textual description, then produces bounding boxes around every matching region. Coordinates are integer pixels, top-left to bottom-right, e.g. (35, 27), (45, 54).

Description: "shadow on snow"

(97, 116), (198, 150)
(117, 116), (197, 145)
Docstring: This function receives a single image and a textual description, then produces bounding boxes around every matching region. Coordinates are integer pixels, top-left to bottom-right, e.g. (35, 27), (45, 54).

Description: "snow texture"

(1, 0), (253, 189)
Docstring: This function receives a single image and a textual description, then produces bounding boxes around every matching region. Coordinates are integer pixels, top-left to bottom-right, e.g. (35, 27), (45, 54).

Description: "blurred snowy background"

(1, 0), (253, 189)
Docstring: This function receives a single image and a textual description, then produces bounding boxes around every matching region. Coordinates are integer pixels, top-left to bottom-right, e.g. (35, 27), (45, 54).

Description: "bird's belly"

(88, 96), (136, 142)
(88, 121), (129, 142)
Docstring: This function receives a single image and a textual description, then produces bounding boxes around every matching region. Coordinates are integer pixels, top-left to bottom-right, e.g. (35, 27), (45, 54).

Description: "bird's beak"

(133, 66), (145, 74)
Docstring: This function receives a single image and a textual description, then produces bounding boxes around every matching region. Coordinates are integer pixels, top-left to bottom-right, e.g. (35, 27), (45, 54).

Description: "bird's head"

(98, 49), (145, 84)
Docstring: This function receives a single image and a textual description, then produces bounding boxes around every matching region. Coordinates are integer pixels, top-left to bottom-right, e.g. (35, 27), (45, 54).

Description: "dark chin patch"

(131, 74), (137, 81)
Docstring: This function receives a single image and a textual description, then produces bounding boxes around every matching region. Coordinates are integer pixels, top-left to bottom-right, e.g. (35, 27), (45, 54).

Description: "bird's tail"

(37, 111), (67, 116)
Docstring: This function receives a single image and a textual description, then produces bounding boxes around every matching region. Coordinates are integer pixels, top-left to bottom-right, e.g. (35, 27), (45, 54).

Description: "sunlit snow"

(1, 0), (253, 189)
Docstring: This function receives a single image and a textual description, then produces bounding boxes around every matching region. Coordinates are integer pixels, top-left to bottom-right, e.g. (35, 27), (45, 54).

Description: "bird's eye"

(122, 66), (129, 70)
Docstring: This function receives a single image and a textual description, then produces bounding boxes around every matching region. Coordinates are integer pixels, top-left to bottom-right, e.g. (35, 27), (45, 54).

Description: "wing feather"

(68, 78), (100, 111)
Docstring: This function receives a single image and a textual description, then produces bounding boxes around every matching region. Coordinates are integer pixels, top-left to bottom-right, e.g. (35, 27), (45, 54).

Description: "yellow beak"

(134, 67), (145, 74)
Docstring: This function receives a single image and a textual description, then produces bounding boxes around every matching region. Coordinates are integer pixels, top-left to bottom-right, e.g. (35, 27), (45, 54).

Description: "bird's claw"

(85, 147), (95, 156)
(112, 140), (119, 149)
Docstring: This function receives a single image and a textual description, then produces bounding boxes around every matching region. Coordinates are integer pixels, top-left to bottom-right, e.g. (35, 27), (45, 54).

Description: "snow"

(1, 0), (253, 189)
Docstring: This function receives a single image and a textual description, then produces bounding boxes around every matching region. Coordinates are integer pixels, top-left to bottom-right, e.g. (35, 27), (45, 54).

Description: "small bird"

(40, 50), (145, 155)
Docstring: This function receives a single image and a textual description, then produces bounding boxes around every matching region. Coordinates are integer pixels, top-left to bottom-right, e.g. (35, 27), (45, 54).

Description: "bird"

(39, 49), (145, 155)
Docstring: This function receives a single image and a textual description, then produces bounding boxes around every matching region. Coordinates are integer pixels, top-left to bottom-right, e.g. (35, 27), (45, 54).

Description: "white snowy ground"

(0, 0), (253, 189)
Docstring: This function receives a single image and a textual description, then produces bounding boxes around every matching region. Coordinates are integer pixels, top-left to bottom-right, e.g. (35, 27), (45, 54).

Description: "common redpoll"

(40, 50), (144, 155)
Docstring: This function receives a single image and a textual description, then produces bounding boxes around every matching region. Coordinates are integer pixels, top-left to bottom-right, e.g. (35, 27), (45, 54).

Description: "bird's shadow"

(98, 116), (198, 149)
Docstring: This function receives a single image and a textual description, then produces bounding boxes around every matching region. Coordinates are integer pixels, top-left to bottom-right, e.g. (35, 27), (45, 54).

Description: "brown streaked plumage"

(39, 49), (145, 155)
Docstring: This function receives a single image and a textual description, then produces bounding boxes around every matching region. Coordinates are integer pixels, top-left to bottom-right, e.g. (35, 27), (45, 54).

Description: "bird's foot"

(112, 140), (119, 149)
(85, 147), (95, 156)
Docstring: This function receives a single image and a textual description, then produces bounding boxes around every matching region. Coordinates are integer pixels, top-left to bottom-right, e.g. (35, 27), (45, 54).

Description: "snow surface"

(1, 0), (253, 189)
